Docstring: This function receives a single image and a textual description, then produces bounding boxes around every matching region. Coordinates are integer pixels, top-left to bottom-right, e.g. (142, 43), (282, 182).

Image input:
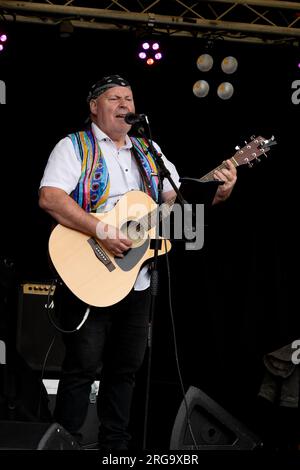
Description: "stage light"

(59, 21), (74, 38)
(221, 56), (238, 74)
(194, 47), (237, 100)
(217, 82), (234, 100)
(0, 32), (7, 53)
(137, 39), (163, 66)
(196, 54), (214, 72)
(193, 80), (210, 98)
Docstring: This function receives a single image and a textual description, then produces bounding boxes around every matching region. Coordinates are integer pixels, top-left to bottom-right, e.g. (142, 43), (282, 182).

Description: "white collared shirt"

(40, 122), (180, 290)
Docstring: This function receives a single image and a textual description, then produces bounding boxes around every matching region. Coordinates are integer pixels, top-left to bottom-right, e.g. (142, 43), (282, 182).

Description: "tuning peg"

(263, 135), (277, 147)
(247, 162), (253, 168)
(235, 145), (240, 150)
(250, 134), (256, 140)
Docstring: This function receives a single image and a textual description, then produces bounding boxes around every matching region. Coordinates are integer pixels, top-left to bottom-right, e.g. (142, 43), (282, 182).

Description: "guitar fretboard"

(127, 136), (269, 238)
(128, 195), (177, 238)
(199, 157), (239, 182)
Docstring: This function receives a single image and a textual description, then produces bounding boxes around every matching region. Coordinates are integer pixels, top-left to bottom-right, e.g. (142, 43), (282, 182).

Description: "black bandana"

(86, 75), (131, 102)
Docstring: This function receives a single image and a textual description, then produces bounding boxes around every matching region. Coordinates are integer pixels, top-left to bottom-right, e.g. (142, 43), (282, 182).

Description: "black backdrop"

(0, 21), (299, 449)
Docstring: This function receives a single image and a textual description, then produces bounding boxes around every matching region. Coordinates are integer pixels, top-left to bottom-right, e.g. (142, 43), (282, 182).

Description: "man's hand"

(96, 222), (132, 258)
(212, 159), (237, 205)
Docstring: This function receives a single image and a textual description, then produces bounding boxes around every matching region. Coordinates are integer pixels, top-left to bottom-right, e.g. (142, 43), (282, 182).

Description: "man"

(39, 75), (237, 450)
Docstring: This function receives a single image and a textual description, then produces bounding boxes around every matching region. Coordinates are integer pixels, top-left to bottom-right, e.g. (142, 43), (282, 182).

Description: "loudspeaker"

(16, 282), (65, 373)
(47, 380), (99, 448)
(170, 386), (262, 450)
(0, 421), (80, 449)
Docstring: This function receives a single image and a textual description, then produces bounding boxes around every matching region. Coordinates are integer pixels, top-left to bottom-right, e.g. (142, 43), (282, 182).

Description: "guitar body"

(48, 191), (171, 307)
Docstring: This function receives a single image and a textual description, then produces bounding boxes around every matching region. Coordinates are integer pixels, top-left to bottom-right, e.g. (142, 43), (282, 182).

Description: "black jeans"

(54, 286), (151, 450)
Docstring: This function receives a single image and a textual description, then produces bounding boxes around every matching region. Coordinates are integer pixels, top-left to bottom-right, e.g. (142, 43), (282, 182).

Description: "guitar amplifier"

(16, 282), (65, 374)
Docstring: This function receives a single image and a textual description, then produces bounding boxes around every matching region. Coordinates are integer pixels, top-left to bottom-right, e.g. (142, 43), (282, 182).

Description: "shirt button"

(125, 168), (128, 172)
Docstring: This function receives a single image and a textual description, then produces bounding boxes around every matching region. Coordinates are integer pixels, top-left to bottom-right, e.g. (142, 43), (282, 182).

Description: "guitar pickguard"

(114, 236), (150, 272)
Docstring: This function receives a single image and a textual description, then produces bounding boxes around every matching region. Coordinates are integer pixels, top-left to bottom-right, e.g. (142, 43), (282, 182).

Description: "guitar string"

(199, 137), (267, 182)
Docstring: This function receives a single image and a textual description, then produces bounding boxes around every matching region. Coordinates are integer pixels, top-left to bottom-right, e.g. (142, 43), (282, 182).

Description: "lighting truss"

(1, 1), (300, 46)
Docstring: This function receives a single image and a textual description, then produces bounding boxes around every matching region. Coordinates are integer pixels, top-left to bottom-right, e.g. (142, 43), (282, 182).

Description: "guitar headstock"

(233, 135), (277, 167)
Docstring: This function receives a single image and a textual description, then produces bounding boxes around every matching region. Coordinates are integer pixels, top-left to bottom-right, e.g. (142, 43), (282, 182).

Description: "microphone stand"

(137, 118), (188, 207)
(137, 118), (188, 451)
(135, 116), (222, 449)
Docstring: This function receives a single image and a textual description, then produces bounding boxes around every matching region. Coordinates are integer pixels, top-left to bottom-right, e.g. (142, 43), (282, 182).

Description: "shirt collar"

(91, 122), (132, 149)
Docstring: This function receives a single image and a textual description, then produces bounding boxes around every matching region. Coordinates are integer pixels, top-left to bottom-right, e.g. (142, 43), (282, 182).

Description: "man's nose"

(119, 98), (130, 107)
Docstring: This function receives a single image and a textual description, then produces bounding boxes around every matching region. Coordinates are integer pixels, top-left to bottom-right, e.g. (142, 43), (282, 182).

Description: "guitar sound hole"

(121, 220), (146, 248)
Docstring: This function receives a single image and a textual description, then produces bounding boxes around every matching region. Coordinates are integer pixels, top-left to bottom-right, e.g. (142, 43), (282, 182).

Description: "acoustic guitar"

(48, 135), (275, 307)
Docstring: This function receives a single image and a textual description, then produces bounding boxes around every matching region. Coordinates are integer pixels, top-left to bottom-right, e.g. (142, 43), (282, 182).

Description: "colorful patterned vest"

(68, 130), (159, 212)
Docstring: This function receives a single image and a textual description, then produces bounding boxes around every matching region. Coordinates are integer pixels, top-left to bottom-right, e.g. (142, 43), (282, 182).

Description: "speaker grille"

(16, 282), (65, 373)
(170, 386), (262, 450)
(0, 421), (80, 450)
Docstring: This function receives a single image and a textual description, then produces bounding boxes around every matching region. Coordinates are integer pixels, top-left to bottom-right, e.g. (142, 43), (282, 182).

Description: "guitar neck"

(136, 136), (273, 233)
(136, 154), (241, 232)
(137, 195), (177, 233)
(199, 156), (239, 182)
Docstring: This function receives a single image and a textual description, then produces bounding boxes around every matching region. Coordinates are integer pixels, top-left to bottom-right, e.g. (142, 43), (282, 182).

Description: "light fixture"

(137, 39), (163, 66)
(217, 82), (234, 100)
(221, 56), (238, 74)
(194, 50), (238, 99)
(59, 21), (74, 38)
(196, 54), (214, 72)
(0, 32), (7, 53)
(192, 80), (210, 98)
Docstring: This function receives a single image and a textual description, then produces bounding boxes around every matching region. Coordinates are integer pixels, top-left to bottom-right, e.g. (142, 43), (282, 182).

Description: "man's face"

(89, 86), (135, 137)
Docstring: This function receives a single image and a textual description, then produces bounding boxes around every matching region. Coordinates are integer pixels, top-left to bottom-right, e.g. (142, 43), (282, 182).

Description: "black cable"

(37, 279), (91, 421)
(37, 335), (56, 421)
(46, 279), (90, 334)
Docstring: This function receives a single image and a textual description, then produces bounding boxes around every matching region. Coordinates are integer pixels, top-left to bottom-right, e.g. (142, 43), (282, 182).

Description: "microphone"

(124, 112), (147, 125)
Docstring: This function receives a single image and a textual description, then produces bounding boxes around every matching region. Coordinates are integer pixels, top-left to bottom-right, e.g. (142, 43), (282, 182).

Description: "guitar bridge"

(87, 238), (116, 272)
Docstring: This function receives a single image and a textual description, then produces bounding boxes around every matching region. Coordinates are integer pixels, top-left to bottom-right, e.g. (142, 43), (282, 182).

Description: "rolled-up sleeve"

(39, 137), (81, 194)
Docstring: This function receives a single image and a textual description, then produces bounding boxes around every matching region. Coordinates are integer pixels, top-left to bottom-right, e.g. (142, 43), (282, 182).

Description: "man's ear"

(89, 99), (97, 114)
